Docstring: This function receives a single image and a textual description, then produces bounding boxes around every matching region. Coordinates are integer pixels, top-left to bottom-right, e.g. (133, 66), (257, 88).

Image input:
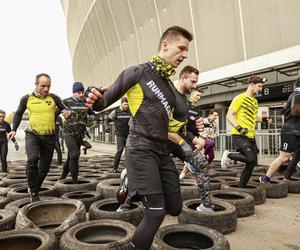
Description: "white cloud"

(0, 0), (74, 113)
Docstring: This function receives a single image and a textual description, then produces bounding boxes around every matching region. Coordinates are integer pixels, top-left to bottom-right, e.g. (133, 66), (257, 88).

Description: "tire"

(274, 176), (300, 194)
(0, 196), (11, 209)
(15, 199), (86, 237)
(0, 209), (16, 231)
(178, 199), (237, 234)
(221, 181), (266, 205)
(89, 198), (144, 226)
(59, 219), (135, 250)
(211, 190), (255, 217)
(0, 229), (58, 249)
(210, 168), (238, 177)
(0, 187), (8, 197)
(7, 184), (58, 201)
(79, 173), (109, 180)
(179, 180), (201, 200)
(96, 179), (121, 198)
(1, 175), (27, 186)
(61, 191), (102, 210)
(250, 177), (288, 198)
(152, 224), (230, 250)
(4, 196), (59, 214)
(54, 178), (99, 195)
(209, 178), (225, 191)
(215, 176), (240, 183)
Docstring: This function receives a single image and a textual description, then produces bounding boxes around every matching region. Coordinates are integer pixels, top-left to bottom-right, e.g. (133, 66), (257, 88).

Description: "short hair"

(121, 97), (128, 103)
(158, 26), (193, 51)
(35, 73), (51, 84)
(295, 77), (300, 88)
(179, 65), (199, 78)
(248, 75), (264, 84)
(208, 109), (218, 115)
(0, 109), (5, 116)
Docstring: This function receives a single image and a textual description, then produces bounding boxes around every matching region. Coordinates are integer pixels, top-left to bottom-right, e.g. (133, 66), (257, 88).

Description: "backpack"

(291, 93), (300, 117)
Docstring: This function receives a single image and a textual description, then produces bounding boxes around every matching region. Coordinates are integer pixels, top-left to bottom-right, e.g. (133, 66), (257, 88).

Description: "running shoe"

(196, 203), (214, 213)
(185, 162), (197, 174)
(221, 150), (231, 169)
(259, 175), (270, 184)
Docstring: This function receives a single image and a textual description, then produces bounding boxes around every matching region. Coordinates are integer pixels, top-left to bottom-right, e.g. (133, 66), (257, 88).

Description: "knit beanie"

(72, 82), (84, 93)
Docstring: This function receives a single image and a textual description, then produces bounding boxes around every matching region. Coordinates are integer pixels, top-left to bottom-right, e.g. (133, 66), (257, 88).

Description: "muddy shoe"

(30, 192), (40, 203)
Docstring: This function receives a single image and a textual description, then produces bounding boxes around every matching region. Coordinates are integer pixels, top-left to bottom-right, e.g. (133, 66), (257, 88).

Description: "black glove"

(236, 125), (248, 136)
(83, 86), (103, 103)
(179, 141), (194, 162)
(14, 142), (19, 151)
(104, 127), (110, 133)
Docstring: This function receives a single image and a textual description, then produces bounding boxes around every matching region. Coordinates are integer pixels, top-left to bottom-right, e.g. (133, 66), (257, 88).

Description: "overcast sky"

(0, 0), (73, 114)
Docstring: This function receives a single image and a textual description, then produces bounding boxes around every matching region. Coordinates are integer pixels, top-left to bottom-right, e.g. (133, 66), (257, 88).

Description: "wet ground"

(5, 139), (300, 250)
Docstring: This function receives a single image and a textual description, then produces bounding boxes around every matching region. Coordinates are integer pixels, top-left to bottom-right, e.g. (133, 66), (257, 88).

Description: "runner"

(221, 75), (269, 187)
(7, 73), (70, 202)
(0, 109), (19, 172)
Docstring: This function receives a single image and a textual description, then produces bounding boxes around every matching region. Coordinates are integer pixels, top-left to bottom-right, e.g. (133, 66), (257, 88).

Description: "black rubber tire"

(1, 175), (27, 186)
(0, 209), (16, 231)
(89, 198), (144, 226)
(4, 196), (59, 214)
(61, 191), (102, 210)
(180, 179), (201, 200)
(209, 178), (225, 191)
(152, 224), (230, 250)
(221, 181), (266, 205)
(0, 229), (58, 249)
(7, 184), (58, 201)
(250, 177), (288, 198)
(215, 176), (240, 183)
(59, 219), (135, 250)
(96, 179), (121, 199)
(210, 168), (238, 177)
(54, 178), (99, 195)
(15, 199), (86, 237)
(211, 190), (255, 217)
(0, 187), (8, 196)
(274, 176), (300, 194)
(0, 196), (11, 209)
(178, 199), (237, 234)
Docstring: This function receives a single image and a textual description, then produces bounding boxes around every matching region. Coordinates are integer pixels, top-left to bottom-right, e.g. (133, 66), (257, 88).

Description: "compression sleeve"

(12, 95), (29, 132)
(92, 65), (144, 111)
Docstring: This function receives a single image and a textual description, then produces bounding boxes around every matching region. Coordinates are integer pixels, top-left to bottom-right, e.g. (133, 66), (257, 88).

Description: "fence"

(88, 124), (281, 164)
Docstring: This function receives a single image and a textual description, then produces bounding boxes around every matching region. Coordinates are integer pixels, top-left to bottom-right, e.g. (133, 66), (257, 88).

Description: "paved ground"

(6, 140), (300, 250)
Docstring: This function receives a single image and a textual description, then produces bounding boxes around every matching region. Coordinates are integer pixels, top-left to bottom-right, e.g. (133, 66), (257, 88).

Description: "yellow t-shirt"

(229, 92), (258, 138)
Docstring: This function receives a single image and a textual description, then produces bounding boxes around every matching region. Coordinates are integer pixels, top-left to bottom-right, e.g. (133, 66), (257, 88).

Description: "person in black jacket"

(54, 115), (63, 165)
(84, 26), (204, 250)
(60, 82), (95, 183)
(7, 73), (70, 202)
(260, 77), (300, 183)
(0, 109), (19, 172)
(105, 97), (131, 173)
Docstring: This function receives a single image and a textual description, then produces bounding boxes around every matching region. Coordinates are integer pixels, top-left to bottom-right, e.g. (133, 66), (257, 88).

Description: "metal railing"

(88, 124), (281, 164)
(215, 129), (281, 163)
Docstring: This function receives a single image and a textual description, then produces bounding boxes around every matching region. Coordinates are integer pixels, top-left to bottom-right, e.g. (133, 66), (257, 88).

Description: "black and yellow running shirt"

(229, 92), (258, 138)
(168, 89), (189, 133)
(13, 92), (66, 135)
(92, 63), (176, 142)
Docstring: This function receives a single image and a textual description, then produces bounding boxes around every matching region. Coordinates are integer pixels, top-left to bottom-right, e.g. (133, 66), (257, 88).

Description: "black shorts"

(125, 147), (180, 198)
(280, 134), (300, 152)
